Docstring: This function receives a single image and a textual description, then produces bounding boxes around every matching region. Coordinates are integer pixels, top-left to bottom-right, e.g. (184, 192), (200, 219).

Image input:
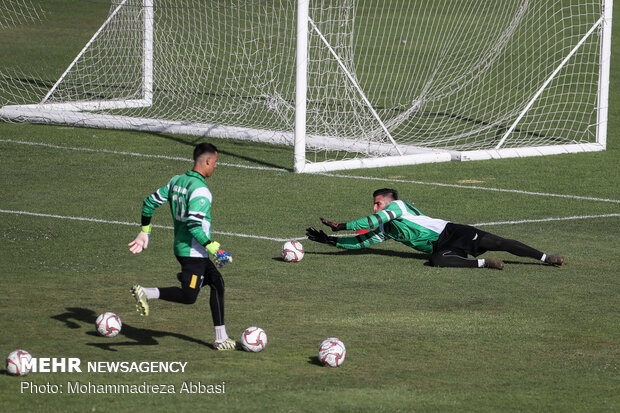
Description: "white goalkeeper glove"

(128, 224), (151, 254)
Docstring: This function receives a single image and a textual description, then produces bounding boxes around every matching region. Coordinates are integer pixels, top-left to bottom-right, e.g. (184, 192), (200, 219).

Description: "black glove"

(320, 217), (347, 232)
(306, 227), (337, 246)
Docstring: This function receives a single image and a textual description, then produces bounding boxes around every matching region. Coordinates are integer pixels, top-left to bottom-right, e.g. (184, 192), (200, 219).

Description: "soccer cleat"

(130, 284), (149, 316)
(545, 254), (564, 266)
(484, 257), (504, 270)
(214, 338), (236, 351)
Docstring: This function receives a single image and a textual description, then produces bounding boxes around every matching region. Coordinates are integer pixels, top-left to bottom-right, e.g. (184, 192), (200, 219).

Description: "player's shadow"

(303, 250), (556, 268)
(152, 132), (292, 171)
(305, 248), (429, 261)
(52, 307), (213, 352)
(501, 259), (555, 266)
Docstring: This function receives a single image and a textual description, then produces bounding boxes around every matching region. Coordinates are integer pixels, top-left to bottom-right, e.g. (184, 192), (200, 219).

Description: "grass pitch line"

(0, 209), (618, 242)
(0, 209), (295, 242)
(2, 138), (618, 204)
(320, 172), (620, 205)
(473, 213), (620, 227)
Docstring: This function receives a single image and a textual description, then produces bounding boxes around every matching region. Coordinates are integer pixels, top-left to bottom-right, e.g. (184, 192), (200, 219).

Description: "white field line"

(0, 209), (618, 242)
(317, 172), (620, 204)
(0, 209), (300, 242)
(472, 213), (620, 227)
(2, 138), (619, 204)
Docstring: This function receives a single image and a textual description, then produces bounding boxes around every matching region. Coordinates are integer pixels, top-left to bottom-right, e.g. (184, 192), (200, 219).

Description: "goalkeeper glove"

(128, 224), (151, 254)
(320, 217), (346, 232)
(206, 241), (233, 268)
(214, 250), (232, 268)
(306, 227), (337, 246)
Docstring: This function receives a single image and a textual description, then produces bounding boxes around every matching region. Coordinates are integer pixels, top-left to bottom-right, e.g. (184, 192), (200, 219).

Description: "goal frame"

(0, 0), (612, 173)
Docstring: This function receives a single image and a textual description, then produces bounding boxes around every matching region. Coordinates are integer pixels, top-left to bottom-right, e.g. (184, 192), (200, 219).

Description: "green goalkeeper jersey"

(141, 170), (213, 258)
(336, 200), (449, 254)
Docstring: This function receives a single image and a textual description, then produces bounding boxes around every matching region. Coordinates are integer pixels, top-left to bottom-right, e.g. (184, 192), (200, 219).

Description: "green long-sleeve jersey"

(142, 170), (213, 258)
(335, 200), (449, 254)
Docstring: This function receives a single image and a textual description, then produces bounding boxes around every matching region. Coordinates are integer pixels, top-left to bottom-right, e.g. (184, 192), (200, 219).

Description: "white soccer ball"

(96, 312), (122, 337)
(6, 349), (33, 376)
(318, 337), (346, 367)
(281, 240), (304, 262)
(240, 326), (267, 352)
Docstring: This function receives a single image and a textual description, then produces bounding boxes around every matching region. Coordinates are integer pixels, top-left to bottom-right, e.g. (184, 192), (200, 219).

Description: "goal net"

(0, 0), (612, 172)
(0, 0), (45, 29)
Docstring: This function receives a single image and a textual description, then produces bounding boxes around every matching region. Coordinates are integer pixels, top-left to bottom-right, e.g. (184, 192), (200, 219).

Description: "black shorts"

(175, 256), (222, 290)
(433, 223), (490, 258)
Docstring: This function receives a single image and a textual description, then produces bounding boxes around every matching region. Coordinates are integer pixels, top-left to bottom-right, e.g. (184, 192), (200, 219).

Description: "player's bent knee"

(181, 290), (199, 305)
(181, 296), (198, 305)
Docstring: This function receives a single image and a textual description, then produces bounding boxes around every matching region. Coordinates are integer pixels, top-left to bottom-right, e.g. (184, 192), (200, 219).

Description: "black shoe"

(484, 257), (504, 270)
(545, 254), (564, 266)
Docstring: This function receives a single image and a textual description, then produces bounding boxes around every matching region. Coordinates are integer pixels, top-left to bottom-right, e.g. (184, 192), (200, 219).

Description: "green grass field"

(1, 2), (619, 412)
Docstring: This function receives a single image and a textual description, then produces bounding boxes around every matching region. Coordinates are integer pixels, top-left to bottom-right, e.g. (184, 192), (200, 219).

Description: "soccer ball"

(281, 240), (304, 262)
(6, 349), (32, 376)
(240, 326), (267, 352)
(96, 312), (122, 337)
(318, 337), (346, 367)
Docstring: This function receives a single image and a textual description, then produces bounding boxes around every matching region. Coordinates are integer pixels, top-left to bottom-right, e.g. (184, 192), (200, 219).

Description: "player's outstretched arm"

(306, 227), (337, 246)
(320, 217), (347, 232)
(308, 226), (386, 250)
(128, 225), (151, 254)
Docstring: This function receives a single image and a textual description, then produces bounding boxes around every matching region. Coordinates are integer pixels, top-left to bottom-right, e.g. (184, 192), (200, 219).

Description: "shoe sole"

(131, 286), (149, 316)
(215, 341), (237, 351)
(135, 301), (149, 316)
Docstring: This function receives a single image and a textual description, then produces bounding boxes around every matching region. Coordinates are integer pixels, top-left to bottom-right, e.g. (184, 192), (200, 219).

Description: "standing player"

(128, 142), (236, 350)
(306, 188), (563, 270)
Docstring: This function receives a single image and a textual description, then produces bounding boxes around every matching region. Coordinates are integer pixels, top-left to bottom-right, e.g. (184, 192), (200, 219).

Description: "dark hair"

(193, 142), (218, 161)
(373, 188), (398, 200)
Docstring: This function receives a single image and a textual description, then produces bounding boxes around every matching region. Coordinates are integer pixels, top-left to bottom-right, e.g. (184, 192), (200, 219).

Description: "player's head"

(193, 142), (218, 177)
(372, 188), (398, 212)
(194, 142), (218, 160)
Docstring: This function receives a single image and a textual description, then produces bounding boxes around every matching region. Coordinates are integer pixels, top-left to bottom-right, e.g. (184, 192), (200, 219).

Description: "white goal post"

(0, 0), (612, 173)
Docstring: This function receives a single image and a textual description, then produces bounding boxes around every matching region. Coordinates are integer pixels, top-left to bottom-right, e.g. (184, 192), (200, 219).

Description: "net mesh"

(0, 0), (607, 168)
(0, 0), (45, 28)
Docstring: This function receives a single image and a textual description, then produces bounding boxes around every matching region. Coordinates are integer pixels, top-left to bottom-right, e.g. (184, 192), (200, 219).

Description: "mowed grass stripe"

(1, 138), (618, 204)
